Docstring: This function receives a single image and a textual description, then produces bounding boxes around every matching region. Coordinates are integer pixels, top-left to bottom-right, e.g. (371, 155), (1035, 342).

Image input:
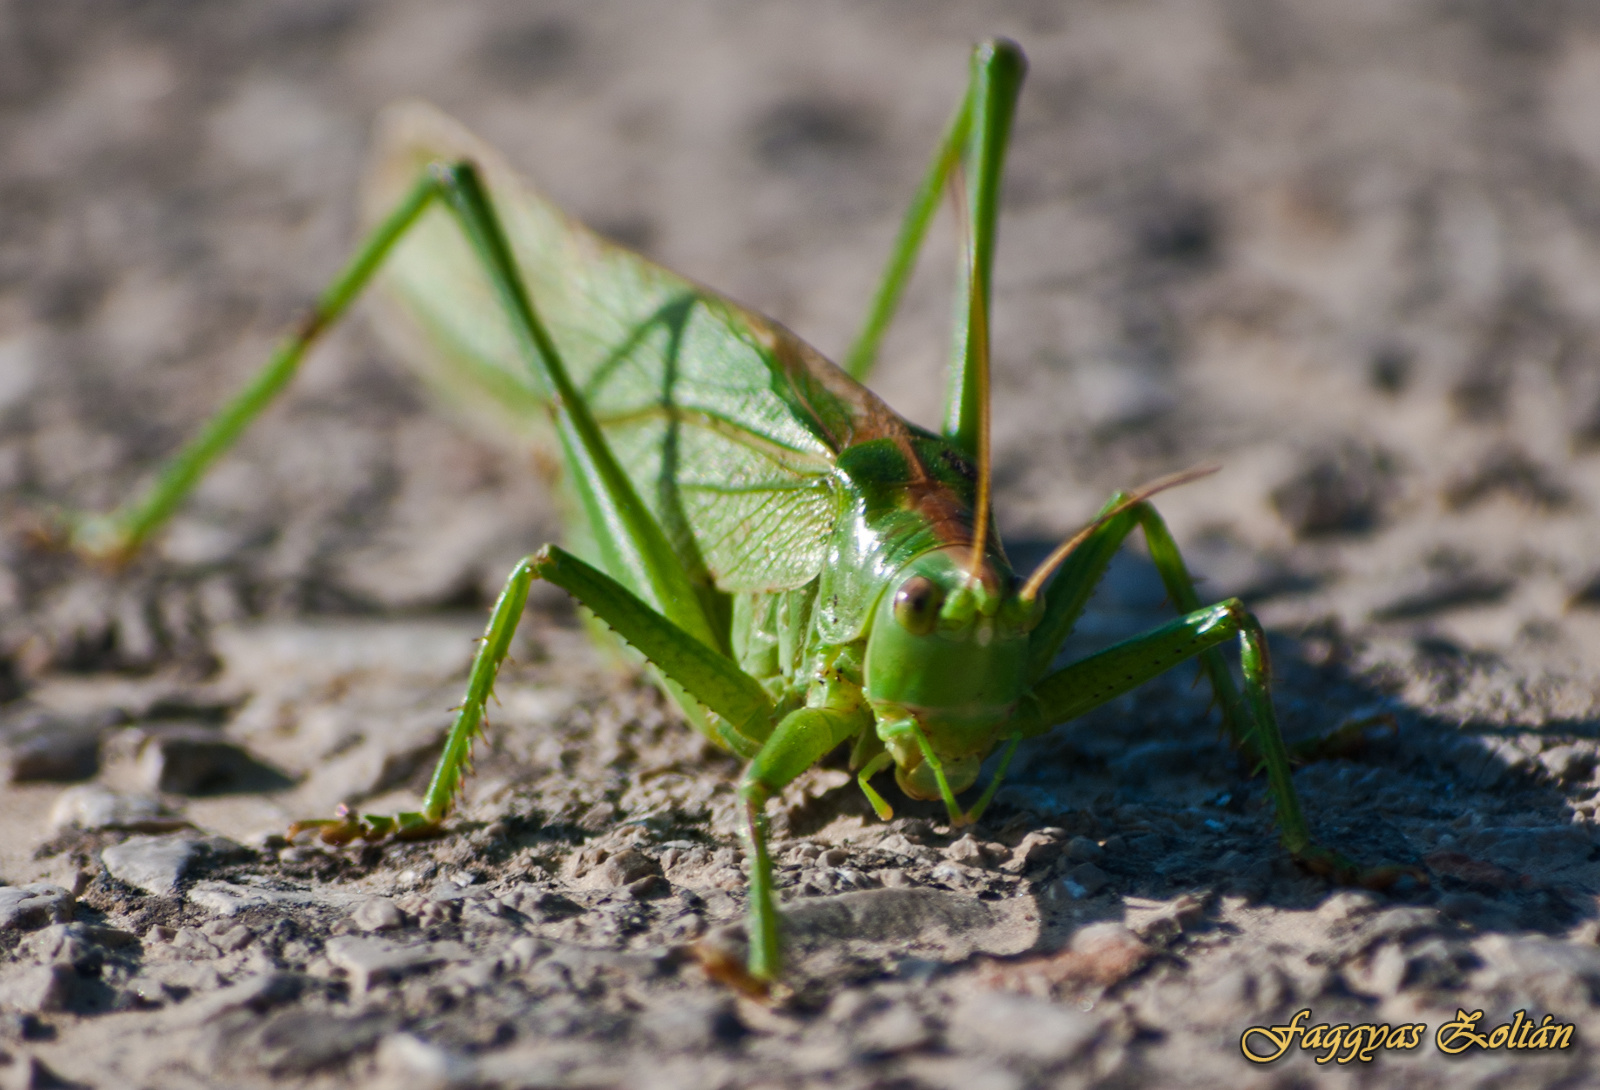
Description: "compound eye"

(892, 575), (944, 636)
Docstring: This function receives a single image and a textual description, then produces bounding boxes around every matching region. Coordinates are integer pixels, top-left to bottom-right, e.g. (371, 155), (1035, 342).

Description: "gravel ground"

(5, 1), (1600, 1087)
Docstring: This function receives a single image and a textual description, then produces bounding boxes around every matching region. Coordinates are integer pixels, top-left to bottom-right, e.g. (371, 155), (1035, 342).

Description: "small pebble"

(945, 835), (990, 867)
(0, 885), (74, 931)
(592, 850), (662, 888)
(1005, 832), (1060, 872)
(101, 836), (208, 896)
(0, 713), (106, 783)
(131, 725), (266, 795)
(213, 924), (254, 952)
(354, 898), (406, 932)
(0, 966), (77, 1014)
(854, 1004), (934, 1056)
(1062, 863), (1110, 899)
(948, 992), (1101, 1064)
(48, 785), (177, 835)
(1065, 836), (1103, 863)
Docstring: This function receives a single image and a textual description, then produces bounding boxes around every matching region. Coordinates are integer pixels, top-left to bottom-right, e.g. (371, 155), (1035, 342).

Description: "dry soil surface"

(5, 2), (1600, 1088)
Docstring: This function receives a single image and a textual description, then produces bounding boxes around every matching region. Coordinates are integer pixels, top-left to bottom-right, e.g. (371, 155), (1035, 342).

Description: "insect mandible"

(50, 38), (1406, 991)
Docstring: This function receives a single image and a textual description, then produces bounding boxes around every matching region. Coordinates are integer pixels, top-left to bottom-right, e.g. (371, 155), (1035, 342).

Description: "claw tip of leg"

(692, 942), (773, 1000)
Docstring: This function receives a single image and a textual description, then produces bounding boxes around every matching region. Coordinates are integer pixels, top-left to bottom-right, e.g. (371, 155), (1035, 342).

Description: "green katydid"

(52, 38), (1407, 990)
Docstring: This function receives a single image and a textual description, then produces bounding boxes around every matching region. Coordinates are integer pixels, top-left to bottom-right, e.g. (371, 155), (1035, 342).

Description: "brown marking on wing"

(744, 318), (1007, 581)
(741, 314), (909, 449)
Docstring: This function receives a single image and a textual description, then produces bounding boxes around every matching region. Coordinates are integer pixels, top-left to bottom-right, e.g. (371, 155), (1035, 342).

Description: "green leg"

(421, 163), (723, 655)
(56, 159), (722, 666)
(60, 172), (444, 563)
(295, 543), (775, 844)
(1026, 496), (1248, 749)
(1019, 600), (1312, 852)
(736, 702), (873, 983)
(1018, 602), (1412, 886)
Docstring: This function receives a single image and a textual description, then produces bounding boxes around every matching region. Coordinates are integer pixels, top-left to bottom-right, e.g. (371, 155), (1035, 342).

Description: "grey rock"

(187, 880), (364, 917)
(504, 888), (584, 921)
(945, 835), (994, 868)
(47, 785), (182, 834)
(100, 836), (208, 895)
(1129, 893), (1207, 942)
(0, 966), (76, 1014)
(126, 723), (289, 795)
(948, 991), (1102, 1065)
(211, 924), (254, 952)
(1315, 890), (1381, 927)
(0, 886), (73, 932)
(1064, 835), (1103, 863)
(590, 849), (662, 888)
(353, 897), (405, 932)
(1346, 937), (1473, 997)
(0, 1013), (48, 1042)
(0, 710), (110, 783)
(853, 1004), (934, 1056)
(930, 862), (976, 888)
(1062, 862), (1110, 898)
(877, 833), (937, 862)
(324, 936), (472, 992)
(639, 995), (741, 1052)
(1188, 953), (1293, 1025)
(0, 1054), (72, 1090)
(131, 961), (224, 1006)
(1348, 906), (1444, 949)
(498, 937), (544, 974)
(190, 972), (305, 1022)
(1320, 904), (1450, 966)
(1436, 891), (1516, 929)
(624, 873), (670, 899)
(374, 1032), (477, 1090)
(18, 924), (135, 970)
(1472, 933), (1600, 1009)
(426, 880), (490, 903)
(169, 927), (220, 960)
(1003, 831), (1061, 873)
(1539, 741), (1597, 783)
(246, 1008), (394, 1076)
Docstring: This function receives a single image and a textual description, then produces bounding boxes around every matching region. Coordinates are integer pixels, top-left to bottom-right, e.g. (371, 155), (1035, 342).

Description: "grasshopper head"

(864, 546), (1036, 800)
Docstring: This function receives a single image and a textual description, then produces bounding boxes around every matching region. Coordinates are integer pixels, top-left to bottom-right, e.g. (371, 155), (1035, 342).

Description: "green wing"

(362, 102), (857, 597)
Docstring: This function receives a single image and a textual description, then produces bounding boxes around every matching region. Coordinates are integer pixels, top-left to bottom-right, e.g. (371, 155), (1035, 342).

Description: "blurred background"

(5, 0), (1600, 728)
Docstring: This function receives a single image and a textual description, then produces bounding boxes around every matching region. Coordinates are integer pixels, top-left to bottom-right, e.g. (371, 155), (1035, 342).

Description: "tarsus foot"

(287, 805), (442, 846)
(1294, 844), (1428, 893)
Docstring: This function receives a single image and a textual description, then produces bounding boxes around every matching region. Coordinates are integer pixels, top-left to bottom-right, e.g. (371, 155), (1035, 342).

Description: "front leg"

(718, 701), (873, 991)
(1016, 601), (1418, 889)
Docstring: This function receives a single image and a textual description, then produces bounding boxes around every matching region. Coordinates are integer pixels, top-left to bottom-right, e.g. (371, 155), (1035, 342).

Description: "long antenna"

(1018, 464), (1220, 602)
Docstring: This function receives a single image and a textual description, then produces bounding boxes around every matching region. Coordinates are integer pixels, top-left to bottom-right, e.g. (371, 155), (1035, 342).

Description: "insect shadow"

(971, 546), (1597, 946)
